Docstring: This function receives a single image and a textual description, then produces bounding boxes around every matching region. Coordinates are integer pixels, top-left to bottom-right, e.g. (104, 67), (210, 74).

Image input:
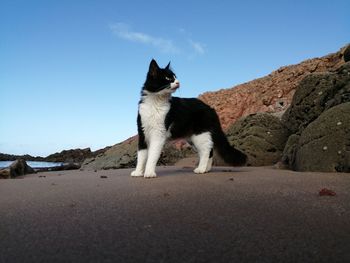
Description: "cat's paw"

(144, 171), (157, 178)
(131, 170), (144, 177)
(194, 167), (207, 174)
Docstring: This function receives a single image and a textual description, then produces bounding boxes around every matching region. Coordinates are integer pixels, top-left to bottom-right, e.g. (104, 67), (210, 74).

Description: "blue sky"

(1, 0), (349, 157)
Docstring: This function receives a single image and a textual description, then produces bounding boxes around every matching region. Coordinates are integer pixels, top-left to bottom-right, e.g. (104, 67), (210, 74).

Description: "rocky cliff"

(199, 47), (346, 130)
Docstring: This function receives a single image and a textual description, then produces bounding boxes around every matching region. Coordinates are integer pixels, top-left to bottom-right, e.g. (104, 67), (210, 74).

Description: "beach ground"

(1, 166), (350, 262)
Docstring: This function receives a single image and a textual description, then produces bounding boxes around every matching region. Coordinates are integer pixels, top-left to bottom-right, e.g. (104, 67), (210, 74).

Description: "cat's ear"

(149, 59), (159, 77)
(165, 61), (171, 70)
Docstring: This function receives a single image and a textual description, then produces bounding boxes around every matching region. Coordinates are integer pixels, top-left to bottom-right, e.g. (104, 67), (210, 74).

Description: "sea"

(0, 161), (64, 169)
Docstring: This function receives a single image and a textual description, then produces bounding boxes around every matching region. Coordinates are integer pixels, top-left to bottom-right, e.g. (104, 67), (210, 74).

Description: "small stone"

(337, 121), (342, 126)
(323, 146), (328, 151)
(338, 151), (342, 155)
(267, 131), (271, 135)
(100, 175), (108, 179)
(318, 91), (323, 95)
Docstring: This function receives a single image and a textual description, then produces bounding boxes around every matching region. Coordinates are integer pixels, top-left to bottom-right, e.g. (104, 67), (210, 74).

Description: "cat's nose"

(174, 80), (180, 86)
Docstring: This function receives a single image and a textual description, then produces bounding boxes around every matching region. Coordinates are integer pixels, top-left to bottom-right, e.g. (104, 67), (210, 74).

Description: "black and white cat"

(131, 59), (246, 178)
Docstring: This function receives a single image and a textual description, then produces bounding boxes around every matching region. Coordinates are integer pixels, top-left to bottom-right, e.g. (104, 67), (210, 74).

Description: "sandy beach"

(1, 166), (350, 262)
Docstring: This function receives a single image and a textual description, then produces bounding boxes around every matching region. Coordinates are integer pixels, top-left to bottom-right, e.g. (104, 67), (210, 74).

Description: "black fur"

(166, 97), (247, 165)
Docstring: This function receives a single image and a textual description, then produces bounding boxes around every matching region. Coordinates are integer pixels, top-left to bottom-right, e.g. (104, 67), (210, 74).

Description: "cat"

(131, 59), (247, 178)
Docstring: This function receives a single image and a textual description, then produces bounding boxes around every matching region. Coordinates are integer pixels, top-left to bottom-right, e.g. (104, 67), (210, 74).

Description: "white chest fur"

(139, 95), (171, 141)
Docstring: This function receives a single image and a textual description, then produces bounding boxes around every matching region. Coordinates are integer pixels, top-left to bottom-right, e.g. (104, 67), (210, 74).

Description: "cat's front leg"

(144, 136), (166, 178)
(131, 149), (148, 177)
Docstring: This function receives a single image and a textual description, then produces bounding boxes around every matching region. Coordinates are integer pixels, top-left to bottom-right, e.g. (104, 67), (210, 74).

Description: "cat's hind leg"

(191, 132), (213, 174)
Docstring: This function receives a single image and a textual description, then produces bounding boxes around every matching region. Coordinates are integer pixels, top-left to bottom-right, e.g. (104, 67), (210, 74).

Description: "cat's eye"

(165, 77), (172, 81)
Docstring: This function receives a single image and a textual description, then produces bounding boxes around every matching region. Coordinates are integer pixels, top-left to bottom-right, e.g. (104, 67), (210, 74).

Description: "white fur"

(133, 93), (171, 178)
(131, 149), (147, 177)
(191, 132), (213, 173)
(170, 79), (180, 91)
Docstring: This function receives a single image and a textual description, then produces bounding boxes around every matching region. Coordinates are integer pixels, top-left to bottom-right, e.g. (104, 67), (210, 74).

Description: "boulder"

(225, 113), (290, 166)
(82, 137), (138, 170)
(9, 159), (35, 178)
(82, 136), (195, 171)
(293, 103), (350, 172)
(0, 169), (11, 179)
(282, 62), (350, 134)
(281, 134), (300, 170)
(158, 143), (195, 166)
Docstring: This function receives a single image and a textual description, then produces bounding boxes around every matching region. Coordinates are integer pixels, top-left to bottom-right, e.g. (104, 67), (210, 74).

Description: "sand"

(1, 166), (350, 262)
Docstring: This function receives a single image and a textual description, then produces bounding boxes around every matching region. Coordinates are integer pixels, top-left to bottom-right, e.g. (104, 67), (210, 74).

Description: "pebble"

(337, 121), (342, 126)
(323, 146), (328, 151)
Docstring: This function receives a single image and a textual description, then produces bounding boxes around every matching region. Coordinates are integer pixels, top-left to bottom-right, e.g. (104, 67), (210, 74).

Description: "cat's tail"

(212, 126), (247, 166)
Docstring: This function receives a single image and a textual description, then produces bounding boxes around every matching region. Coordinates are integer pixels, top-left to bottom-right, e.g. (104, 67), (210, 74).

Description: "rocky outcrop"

(44, 148), (93, 163)
(225, 113), (290, 166)
(82, 137), (138, 170)
(282, 62), (350, 134)
(282, 61), (350, 172)
(199, 47), (346, 130)
(0, 153), (43, 161)
(293, 103), (350, 172)
(82, 136), (194, 171)
(0, 159), (35, 179)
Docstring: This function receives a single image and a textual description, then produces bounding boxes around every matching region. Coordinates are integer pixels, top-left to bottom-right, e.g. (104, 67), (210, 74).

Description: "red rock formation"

(199, 47), (346, 130)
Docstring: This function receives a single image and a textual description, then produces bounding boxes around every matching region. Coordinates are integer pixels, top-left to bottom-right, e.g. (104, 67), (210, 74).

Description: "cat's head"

(142, 59), (180, 95)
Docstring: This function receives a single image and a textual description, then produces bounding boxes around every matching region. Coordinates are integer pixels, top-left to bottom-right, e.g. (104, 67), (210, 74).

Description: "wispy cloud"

(188, 39), (206, 55)
(110, 23), (179, 54)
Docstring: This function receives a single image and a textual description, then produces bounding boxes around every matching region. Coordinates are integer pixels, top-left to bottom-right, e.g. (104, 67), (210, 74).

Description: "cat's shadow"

(155, 166), (248, 177)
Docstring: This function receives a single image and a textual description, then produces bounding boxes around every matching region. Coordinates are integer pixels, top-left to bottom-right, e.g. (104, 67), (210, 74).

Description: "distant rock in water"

(44, 148), (93, 163)
(0, 153), (43, 161)
(0, 159), (35, 179)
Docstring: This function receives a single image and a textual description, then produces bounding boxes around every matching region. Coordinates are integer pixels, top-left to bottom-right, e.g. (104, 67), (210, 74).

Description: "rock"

(282, 62), (350, 134)
(199, 46), (345, 131)
(293, 103), (350, 172)
(281, 134), (300, 170)
(158, 143), (195, 166)
(0, 169), (11, 179)
(82, 137), (138, 170)
(44, 148), (93, 164)
(82, 136), (195, 170)
(0, 153), (43, 161)
(343, 44), (350, 62)
(225, 113), (290, 166)
(9, 159), (35, 178)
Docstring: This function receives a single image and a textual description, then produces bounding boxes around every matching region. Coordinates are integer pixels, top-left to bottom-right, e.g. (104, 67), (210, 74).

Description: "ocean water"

(0, 161), (64, 169)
